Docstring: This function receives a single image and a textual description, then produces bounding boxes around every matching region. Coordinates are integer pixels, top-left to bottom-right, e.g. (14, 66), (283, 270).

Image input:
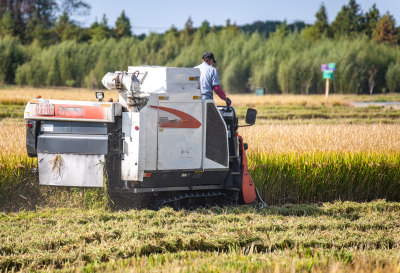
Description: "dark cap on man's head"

(202, 52), (216, 63)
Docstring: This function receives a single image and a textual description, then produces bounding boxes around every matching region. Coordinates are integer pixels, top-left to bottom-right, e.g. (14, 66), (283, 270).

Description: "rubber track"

(156, 191), (227, 210)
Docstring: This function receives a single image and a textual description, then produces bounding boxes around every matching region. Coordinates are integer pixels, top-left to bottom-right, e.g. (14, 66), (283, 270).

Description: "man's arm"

(211, 68), (231, 105)
(213, 85), (231, 106)
(213, 85), (227, 100)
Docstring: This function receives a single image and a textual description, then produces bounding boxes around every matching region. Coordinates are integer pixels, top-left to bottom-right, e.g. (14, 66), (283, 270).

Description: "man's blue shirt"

(194, 62), (220, 99)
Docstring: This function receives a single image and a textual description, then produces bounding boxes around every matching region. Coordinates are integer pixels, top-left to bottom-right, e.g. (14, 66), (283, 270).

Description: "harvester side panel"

(121, 112), (142, 181)
(127, 66), (201, 102)
(156, 101), (203, 170)
(143, 94), (159, 171)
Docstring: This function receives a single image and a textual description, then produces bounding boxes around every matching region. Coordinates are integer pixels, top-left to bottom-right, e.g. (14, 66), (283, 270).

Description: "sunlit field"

(1, 88), (400, 272)
(0, 86), (119, 105)
(1, 201), (400, 272)
(2, 0), (400, 269)
(2, 86), (400, 106)
(2, 120), (400, 157)
(241, 123), (400, 154)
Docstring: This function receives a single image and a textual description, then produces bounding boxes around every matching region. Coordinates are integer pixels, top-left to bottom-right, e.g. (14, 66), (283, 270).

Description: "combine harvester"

(24, 66), (262, 209)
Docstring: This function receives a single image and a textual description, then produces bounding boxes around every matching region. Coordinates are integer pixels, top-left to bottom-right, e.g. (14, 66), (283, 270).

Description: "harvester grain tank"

(24, 66), (258, 208)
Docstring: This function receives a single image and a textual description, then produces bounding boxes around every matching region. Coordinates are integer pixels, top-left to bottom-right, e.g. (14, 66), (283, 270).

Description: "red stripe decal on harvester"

(35, 104), (106, 120)
(150, 106), (201, 128)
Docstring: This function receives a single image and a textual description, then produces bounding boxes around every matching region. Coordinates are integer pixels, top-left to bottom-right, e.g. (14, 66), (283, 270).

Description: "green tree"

(251, 57), (280, 93)
(165, 25), (178, 36)
(0, 0), (90, 42)
(386, 60), (400, 92)
(53, 12), (84, 42)
(183, 16), (194, 36)
(272, 20), (290, 38)
(314, 3), (330, 36)
(114, 10), (131, 38)
(363, 4), (380, 37)
(26, 10), (53, 45)
(198, 20), (210, 36)
(302, 2), (330, 40)
(0, 10), (18, 37)
(33, 0), (58, 28)
(372, 13), (399, 45)
(90, 14), (111, 41)
(0, 36), (25, 84)
(331, 0), (362, 37)
(60, 0), (91, 17)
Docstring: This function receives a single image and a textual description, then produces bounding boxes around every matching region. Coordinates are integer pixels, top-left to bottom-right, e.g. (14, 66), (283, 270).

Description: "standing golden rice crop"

(0, 119), (25, 156)
(215, 94), (352, 107)
(3, 86), (400, 107)
(240, 123), (400, 154)
(2, 121), (400, 156)
(214, 93), (400, 107)
(0, 87), (119, 105)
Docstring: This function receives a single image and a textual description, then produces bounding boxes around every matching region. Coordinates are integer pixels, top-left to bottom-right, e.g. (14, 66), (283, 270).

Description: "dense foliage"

(5, 32), (400, 94)
(0, 0), (399, 94)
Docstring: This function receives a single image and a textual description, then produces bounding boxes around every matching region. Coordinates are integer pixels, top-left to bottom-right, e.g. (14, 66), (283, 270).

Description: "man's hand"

(225, 97), (232, 106)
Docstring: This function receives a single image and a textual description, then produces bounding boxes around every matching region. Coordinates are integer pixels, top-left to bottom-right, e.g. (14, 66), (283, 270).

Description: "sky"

(79, 0), (400, 35)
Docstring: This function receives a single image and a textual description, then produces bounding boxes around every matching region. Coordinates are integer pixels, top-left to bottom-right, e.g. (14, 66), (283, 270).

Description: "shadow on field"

(1, 183), (357, 221)
(2, 170), (397, 221)
(0, 179), (379, 222)
(0, 176), (108, 213)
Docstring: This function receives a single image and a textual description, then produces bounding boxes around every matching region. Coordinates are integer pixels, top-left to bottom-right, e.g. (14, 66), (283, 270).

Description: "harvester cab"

(24, 66), (258, 209)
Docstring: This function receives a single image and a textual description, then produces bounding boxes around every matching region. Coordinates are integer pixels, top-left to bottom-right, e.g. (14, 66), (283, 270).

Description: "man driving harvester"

(195, 52), (232, 106)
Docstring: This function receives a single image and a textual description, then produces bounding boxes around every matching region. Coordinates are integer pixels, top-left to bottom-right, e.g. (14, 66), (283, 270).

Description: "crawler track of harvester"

(110, 190), (241, 210)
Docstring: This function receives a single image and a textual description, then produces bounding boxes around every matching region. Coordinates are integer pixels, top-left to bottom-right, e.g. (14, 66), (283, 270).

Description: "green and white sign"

(323, 70), (333, 80)
(321, 63), (336, 98)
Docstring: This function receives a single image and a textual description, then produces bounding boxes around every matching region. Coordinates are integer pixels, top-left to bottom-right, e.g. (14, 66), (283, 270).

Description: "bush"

(7, 32), (400, 94)
(386, 59), (400, 92)
(0, 36), (25, 84)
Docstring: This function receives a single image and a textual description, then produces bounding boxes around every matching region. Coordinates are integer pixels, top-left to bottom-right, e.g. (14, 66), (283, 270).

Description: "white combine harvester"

(24, 66), (258, 209)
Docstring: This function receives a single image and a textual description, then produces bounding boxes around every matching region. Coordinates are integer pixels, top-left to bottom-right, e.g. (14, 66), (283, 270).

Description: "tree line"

(0, 0), (399, 94)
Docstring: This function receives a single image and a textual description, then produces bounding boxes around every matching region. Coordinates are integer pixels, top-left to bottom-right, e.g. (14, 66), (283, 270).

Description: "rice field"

(2, 86), (400, 106)
(0, 86), (119, 105)
(1, 87), (400, 272)
(3, 120), (400, 157)
(241, 123), (400, 154)
(1, 201), (400, 272)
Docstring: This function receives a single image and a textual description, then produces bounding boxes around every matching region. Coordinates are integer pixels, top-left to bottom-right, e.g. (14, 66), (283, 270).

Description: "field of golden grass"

(2, 120), (400, 156)
(0, 87), (119, 104)
(2, 88), (400, 272)
(0, 119), (25, 156)
(2, 86), (400, 106)
(241, 123), (400, 154)
(217, 93), (400, 107)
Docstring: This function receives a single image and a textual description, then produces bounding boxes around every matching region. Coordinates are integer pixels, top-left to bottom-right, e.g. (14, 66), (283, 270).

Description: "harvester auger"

(24, 66), (261, 209)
